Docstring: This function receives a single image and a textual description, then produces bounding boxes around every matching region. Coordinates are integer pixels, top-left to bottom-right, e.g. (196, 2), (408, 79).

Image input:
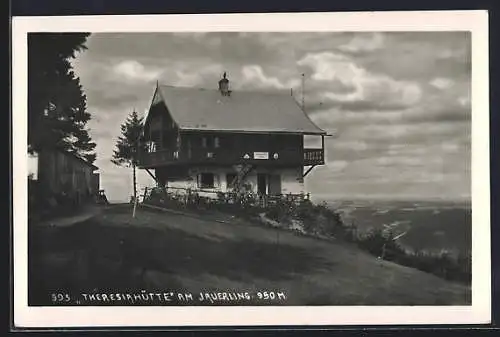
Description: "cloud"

(338, 33), (385, 53)
(173, 63), (225, 87)
(430, 77), (454, 90)
(333, 140), (369, 151)
(458, 95), (471, 107)
(348, 32), (471, 84)
(113, 60), (162, 82)
(349, 122), (465, 143)
(328, 160), (349, 172)
(375, 155), (431, 167)
(297, 52), (422, 111)
(441, 142), (460, 153)
(239, 65), (300, 90)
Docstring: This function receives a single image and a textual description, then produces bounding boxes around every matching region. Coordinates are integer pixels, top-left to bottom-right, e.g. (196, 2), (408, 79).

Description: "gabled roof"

(56, 148), (99, 171)
(35, 146), (99, 171)
(147, 84), (327, 135)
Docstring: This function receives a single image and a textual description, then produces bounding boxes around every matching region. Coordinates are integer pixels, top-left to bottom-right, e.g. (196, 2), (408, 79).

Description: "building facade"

(29, 148), (99, 205)
(137, 74), (327, 198)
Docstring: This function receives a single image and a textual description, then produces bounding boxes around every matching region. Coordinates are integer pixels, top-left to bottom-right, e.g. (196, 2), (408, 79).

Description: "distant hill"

(323, 199), (471, 256)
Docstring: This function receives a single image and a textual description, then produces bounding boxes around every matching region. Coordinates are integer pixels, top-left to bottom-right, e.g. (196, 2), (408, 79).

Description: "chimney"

(218, 72), (230, 96)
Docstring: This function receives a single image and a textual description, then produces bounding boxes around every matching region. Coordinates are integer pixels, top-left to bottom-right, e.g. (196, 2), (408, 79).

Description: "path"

(37, 204), (105, 227)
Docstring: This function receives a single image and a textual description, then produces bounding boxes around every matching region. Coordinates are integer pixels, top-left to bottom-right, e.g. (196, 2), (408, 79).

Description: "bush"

(265, 197), (295, 226)
(356, 228), (471, 284)
(357, 228), (405, 259)
(264, 198), (350, 238)
(405, 249), (471, 284)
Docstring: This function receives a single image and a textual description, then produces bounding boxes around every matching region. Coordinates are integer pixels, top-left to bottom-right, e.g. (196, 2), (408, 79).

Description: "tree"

(28, 33), (97, 163)
(111, 111), (145, 202)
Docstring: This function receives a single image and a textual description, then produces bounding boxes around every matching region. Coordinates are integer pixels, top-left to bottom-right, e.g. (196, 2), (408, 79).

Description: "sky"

(70, 32), (471, 202)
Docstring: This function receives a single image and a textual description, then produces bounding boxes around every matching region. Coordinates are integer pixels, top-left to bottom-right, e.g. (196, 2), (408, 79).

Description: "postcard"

(12, 10), (491, 328)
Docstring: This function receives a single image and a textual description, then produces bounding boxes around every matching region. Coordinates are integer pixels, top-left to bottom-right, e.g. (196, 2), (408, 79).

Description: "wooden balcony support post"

(159, 114), (164, 150)
(303, 164), (317, 178)
(145, 168), (157, 182)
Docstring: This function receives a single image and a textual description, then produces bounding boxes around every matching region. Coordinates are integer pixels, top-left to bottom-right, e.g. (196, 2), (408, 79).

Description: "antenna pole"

(301, 73), (305, 111)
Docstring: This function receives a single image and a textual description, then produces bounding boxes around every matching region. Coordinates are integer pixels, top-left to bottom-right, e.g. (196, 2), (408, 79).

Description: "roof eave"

(178, 127), (327, 136)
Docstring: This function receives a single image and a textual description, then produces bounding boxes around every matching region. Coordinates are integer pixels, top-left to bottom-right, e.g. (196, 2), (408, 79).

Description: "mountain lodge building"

(137, 74), (328, 197)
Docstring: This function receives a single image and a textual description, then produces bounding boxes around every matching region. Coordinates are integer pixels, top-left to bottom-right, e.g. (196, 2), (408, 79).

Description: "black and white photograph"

(13, 11), (490, 327)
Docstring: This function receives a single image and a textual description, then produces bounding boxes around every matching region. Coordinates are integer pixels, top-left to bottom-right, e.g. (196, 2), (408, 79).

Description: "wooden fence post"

(132, 194), (138, 218)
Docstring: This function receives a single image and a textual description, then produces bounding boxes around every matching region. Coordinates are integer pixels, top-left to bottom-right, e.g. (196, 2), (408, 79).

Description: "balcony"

(138, 149), (178, 168)
(138, 147), (324, 168)
(304, 148), (325, 166)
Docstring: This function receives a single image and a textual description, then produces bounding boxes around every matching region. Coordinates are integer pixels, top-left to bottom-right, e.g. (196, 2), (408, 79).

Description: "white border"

(12, 11), (491, 328)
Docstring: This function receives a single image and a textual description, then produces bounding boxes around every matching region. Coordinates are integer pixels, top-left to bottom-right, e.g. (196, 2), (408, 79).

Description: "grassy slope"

(29, 205), (471, 306)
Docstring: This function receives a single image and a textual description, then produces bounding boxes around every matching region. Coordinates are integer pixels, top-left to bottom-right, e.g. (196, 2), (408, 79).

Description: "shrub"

(356, 228), (471, 284)
(265, 197), (296, 226)
(263, 198), (350, 238)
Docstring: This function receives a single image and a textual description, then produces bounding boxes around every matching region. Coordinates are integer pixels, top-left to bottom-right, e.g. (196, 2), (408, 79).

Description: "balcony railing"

(138, 149), (177, 168)
(138, 147), (324, 168)
(304, 148), (324, 166)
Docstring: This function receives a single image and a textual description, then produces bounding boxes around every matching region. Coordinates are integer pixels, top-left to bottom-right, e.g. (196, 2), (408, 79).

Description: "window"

(226, 173), (237, 189)
(146, 141), (156, 153)
(214, 136), (220, 148)
(202, 136), (216, 148)
(199, 173), (215, 188)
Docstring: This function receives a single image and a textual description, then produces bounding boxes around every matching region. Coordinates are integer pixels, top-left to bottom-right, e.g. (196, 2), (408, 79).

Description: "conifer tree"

(111, 111), (144, 202)
(28, 32), (96, 163)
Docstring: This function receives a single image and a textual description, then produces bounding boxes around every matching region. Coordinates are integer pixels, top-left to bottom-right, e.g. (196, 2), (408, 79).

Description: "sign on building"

(253, 152), (269, 160)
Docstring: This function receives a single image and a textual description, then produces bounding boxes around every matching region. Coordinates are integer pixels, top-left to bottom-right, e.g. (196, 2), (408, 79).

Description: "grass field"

(29, 205), (471, 306)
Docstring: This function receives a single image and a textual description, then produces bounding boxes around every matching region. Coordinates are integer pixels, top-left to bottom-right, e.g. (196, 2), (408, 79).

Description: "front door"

(268, 174), (282, 195)
(257, 173), (267, 195)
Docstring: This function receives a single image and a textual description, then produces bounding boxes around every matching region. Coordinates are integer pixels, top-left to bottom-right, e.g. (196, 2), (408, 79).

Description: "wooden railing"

(138, 147), (324, 168)
(142, 185), (310, 208)
(138, 149), (176, 168)
(304, 148), (324, 165)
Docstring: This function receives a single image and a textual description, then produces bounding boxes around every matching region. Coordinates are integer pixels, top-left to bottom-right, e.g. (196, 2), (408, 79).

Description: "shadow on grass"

(29, 218), (332, 305)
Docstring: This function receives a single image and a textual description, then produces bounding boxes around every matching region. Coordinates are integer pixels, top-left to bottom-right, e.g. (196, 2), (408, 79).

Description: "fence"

(141, 185), (310, 210)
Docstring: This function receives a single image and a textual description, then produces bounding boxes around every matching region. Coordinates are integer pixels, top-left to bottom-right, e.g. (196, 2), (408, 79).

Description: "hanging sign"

(254, 152), (269, 160)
